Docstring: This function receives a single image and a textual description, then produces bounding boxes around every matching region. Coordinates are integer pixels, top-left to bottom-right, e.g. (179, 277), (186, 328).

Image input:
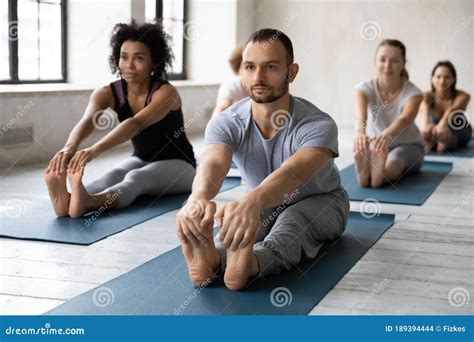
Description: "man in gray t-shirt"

(176, 28), (349, 291)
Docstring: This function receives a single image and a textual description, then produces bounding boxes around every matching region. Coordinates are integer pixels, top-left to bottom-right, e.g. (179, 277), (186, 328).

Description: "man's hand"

(215, 194), (263, 251)
(176, 196), (216, 246)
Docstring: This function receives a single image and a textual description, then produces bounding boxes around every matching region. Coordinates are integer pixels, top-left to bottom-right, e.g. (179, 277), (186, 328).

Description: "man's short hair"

(246, 28), (294, 65)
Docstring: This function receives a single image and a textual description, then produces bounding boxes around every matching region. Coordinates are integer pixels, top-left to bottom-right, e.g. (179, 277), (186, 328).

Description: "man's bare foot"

(68, 166), (93, 218)
(182, 240), (220, 287)
(369, 148), (388, 188)
(224, 243), (259, 291)
(45, 169), (70, 217)
(353, 150), (370, 187)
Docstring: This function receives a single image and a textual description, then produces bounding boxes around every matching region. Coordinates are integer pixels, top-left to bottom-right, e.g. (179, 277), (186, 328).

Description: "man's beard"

(249, 76), (289, 104)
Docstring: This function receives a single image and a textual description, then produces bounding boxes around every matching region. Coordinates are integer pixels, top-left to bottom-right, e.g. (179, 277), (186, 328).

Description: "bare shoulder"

(455, 89), (471, 99)
(152, 82), (181, 110)
(90, 85), (114, 108)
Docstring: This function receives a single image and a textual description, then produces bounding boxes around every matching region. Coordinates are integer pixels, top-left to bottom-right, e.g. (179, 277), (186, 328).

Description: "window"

(0, 0), (67, 84)
(146, 0), (186, 80)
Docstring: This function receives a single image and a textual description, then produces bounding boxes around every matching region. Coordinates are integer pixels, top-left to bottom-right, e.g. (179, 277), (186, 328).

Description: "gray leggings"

(85, 157), (196, 208)
(387, 143), (425, 174)
(214, 187), (350, 277)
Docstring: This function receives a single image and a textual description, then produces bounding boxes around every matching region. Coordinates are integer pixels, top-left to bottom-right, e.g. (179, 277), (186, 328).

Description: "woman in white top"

(211, 44), (248, 118)
(353, 39), (424, 188)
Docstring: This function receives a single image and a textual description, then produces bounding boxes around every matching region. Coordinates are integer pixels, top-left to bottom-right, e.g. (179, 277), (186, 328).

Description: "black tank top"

(109, 78), (196, 167)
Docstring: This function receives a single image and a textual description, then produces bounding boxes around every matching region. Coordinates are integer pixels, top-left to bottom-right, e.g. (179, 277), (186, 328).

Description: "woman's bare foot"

(436, 142), (448, 152)
(45, 169), (70, 217)
(353, 150), (370, 187)
(369, 148), (388, 188)
(181, 240), (220, 286)
(68, 166), (94, 218)
(224, 243), (259, 291)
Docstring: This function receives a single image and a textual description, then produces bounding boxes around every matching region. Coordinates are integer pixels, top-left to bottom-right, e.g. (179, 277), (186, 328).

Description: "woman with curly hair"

(45, 21), (196, 218)
(419, 61), (471, 152)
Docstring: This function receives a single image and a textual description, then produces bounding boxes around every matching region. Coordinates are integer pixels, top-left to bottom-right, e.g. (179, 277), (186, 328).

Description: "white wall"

(255, 0), (474, 127)
(68, 0), (245, 85)
(67, 0), (131, 86)
(186, 0), (239, 81)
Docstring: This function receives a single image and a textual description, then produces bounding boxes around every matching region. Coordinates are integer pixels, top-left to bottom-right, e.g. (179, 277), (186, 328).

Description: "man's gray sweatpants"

(214, 187), (350, 277)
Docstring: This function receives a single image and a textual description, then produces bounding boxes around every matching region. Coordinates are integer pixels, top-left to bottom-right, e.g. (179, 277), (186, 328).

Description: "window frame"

(0, 0), (67, 84)
(156, 0), (187, 80)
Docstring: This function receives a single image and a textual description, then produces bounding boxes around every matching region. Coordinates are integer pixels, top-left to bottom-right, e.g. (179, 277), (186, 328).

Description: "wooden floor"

(0, 128), (472, 315)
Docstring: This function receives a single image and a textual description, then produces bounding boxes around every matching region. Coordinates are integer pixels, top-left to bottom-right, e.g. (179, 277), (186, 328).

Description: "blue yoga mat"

(341, 161), (452, 205)
(0, 177), (241, 245)
(46, 212), (395, 315)
(426, 136), (474, 158)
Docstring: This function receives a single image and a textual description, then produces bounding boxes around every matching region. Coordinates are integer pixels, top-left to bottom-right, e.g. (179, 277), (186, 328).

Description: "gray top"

(354, 79), (423, 145)
(205, 95), (342, 202)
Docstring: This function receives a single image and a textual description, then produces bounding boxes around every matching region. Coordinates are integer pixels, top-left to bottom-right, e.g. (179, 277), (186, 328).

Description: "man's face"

(242, 40), (290, 104)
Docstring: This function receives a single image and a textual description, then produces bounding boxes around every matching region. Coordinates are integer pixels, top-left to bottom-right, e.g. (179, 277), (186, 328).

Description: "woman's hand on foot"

(370, 133), (391, 152)
(48, 147), (76, 175)
(354, 133), (369, 154)
(433, 123), (449, 143)
(67, 146), (99, 172)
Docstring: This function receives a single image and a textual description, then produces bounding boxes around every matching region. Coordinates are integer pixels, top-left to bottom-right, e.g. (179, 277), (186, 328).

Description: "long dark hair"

(430, 60), (458, 99)
(109, 20), (173, 80)
(376, 39), (409, 79)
